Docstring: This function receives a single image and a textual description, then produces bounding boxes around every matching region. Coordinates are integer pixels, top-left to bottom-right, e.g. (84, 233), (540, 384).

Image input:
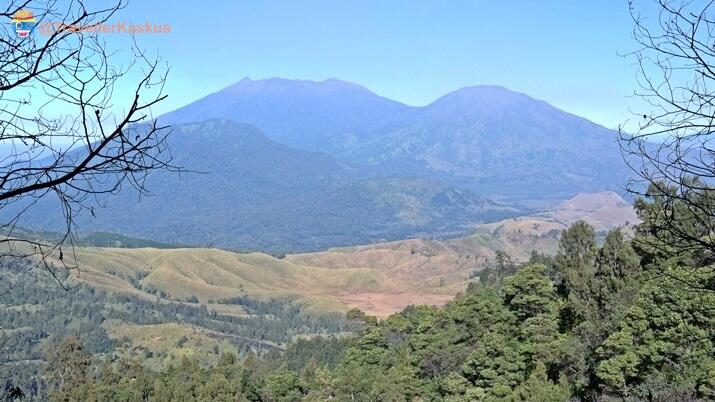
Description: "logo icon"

(12, 9), (36, 38)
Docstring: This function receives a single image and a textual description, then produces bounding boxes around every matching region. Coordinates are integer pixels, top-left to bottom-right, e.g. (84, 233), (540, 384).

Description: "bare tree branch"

(0, 0), (176, 282)
(622, 0), (715, 291)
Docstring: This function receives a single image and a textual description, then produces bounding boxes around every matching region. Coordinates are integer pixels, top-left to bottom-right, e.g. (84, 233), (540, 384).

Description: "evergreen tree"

(46, 337), (92, 402)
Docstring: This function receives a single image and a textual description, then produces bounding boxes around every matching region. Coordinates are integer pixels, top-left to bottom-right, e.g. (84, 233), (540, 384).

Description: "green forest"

(10, 183), (711, 401)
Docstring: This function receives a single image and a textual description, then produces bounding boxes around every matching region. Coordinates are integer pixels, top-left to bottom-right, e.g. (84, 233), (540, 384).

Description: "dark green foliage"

(263, 366), (303, 402)
(29, 219), (715, 401)
(477, 250), (519, 285)
(555, 221), (597, 315)
(633, 182), (715, 291)
(511, 363), (570, 402)
(528, 250), (556, 279)
(311, 221), (710, 401)
(278, 337), (347, 371)
(501, 264), (558, 320)
(596, 275), (715, 399)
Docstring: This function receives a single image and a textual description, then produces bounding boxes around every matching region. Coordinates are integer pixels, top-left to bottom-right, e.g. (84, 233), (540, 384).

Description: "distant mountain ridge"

(14, 120), (516, 252)
(161, 78), (628, 198)
(10, 78), (632, 252)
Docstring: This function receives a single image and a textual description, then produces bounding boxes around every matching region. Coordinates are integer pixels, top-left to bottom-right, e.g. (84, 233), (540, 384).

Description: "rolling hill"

(0, 191), (641, 400)
(65, 192), (635, 317)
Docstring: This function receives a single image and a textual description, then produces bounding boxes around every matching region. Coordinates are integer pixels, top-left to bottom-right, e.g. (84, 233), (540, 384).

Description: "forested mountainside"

(10, 120), (517, 253)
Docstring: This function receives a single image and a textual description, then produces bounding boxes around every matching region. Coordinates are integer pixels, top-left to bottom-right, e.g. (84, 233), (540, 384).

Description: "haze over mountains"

(14, 78), (630, 251)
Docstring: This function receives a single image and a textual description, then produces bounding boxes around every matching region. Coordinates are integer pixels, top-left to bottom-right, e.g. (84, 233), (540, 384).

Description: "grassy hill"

(0, 257), (357, 399)
(69, 242), (464, 318)
(66, 192), (635, 317)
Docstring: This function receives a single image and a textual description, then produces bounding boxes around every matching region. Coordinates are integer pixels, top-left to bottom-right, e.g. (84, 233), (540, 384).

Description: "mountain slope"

(161, 78), (414, 153)
(348, 86), (627, 196)
(14, 120), (515, 252)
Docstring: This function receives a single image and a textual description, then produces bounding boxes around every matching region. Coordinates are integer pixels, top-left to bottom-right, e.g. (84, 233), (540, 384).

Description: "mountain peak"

(221, 77), (373, 95)
(427, 84), (542, 109)
(449, 84), (514, 94)
(161, 77), (413, 152)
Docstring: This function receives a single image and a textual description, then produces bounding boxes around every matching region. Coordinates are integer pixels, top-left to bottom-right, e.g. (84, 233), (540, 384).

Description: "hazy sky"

(96, 0), (646, 130)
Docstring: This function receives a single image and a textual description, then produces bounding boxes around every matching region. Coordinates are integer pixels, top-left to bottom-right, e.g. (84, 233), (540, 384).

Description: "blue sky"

(101, 0), (644, 130)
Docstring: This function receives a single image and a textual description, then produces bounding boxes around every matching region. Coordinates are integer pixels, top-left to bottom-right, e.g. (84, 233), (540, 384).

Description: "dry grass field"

(63, 192), (635, 317)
